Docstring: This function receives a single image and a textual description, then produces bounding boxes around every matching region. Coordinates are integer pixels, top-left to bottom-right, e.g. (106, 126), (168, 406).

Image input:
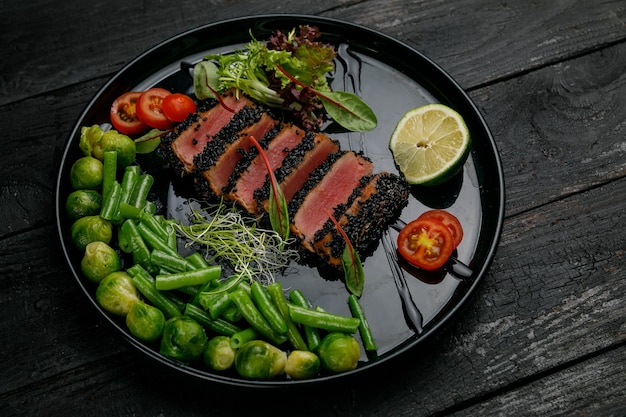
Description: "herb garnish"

(275, 64), (377, 132)
(171, 199), (298, 285)
(248, 135), (290, 244)
(324, 209), (364, 296)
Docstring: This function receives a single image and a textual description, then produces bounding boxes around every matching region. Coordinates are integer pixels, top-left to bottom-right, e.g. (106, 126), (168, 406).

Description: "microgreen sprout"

(169, 199), (299, 286)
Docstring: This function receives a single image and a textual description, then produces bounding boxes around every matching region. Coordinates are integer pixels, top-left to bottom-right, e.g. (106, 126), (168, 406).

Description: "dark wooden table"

(2, 1), (625, 416)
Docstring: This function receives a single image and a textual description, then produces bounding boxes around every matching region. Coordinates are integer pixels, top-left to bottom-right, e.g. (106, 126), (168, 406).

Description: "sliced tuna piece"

(165, 89), (252, 174)
(254, 131), (340, 211)
(290, 151), (374, 253)
(312, 172), (410, 268)
(199, 110), (278, 197)
(225, 124), (307, 214)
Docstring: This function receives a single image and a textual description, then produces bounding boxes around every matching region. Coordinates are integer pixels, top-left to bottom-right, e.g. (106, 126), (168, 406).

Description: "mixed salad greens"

(193, 25), (377, 132)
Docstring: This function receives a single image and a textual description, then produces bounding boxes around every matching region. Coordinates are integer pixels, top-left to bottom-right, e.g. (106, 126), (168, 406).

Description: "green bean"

(197, 275), (243, 318)
(185, 252), (210, 270)
(250, 281), (288, 335)
(267, 282), (307, 351)
(348, 294), (377, 352)
(183, 303), (242, 337)
(155, 265), (221, 291)
(166, 223), (177, 252)
(120, 219), (155, 273)
(199, 292), (231, 318)
(176, 284), (198, 297)
(117, 218), (136, 253)
(119, 165), (139, 205)
(137, 221), (179, 258)
(230, 327), (259, 349)
(101, 151), (118, 200)
(111, 166), (139, 224)
(237, 281), (252, 295)
(164, 290), (187, 312)
(288, 304), (360, 334)
(221, 305), (242, 323)
(143, 200), (156, 215)
(117, 202), (142, 220)
(188, 279), (215, 308)
(100, 180), (121, 221)
(289, 289), (322, 351)
(229, 288), (287, 346)
(128, 173), (154, 209)
(127, 264), (181, 319)
(139, 211), (169, 243)
(150, 249), (190, 273)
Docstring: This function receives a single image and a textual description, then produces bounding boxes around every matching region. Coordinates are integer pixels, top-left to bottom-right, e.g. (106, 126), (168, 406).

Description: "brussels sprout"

(160, 316), (207, 362)
(81, 241), (122, 283)
(79, 125), (105, 157)
(234, 340), (287, 380)
(70, 215), (113, 252)
(97, 130), (136, 167)
(80, 124), (136, 167)
(126, 301), (165, 342)
(95, 271), (140, 317)
(70, 156), (104, 190)
(203, 335), (236, 371)
(318, 332), (360, 373)
(65, 189), (102, 222)
(285, 350), (321, 380)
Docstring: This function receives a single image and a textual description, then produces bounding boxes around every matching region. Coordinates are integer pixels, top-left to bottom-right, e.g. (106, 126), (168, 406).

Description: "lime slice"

(389, 103), (471, 185)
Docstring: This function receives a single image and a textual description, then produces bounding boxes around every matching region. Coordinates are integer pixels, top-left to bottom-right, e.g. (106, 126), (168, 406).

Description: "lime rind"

(389, 103), (471, 186)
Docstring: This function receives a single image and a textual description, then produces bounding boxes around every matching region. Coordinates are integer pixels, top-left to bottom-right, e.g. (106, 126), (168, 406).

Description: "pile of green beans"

(89, 150), (379, 379)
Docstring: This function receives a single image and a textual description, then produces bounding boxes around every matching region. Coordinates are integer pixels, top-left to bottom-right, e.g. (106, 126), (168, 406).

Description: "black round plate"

(55, 14), (504, 388)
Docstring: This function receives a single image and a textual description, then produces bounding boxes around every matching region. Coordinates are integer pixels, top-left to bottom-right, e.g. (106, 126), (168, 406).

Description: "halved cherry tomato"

(417, 209), (463, 248)
(397, 218), (455, 271)
(110, 91), (149, 135)
(136, 87), (174, 130)
(162, 93), (197, 122)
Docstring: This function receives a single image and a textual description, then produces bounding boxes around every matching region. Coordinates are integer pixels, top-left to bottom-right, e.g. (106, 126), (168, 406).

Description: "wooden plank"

(0, 226), (127, 394)
(454, 346), (626, 416)
(1, 352), (343, 416)
(470, 41), (626, 216)
(329, 0), (626, 88)
(0, 80), (101, 239)
(0, 0), (351, 106)
(2, 0), (625, 105)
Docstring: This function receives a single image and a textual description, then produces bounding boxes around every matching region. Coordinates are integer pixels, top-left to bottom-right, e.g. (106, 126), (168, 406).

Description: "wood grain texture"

(0, 226), (127, 394)
(2, 1), (624, 105)
(325, 0), (626, 88)
(1, 0), (625, 416)
(0, 80), (100, 239)
(455, 346), (626, 416)
(471, 42), (626, 216)
(0, 0), (353, 106)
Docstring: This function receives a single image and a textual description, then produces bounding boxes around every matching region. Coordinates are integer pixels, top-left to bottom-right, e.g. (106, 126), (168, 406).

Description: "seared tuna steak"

(159, 90), (409, 269)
